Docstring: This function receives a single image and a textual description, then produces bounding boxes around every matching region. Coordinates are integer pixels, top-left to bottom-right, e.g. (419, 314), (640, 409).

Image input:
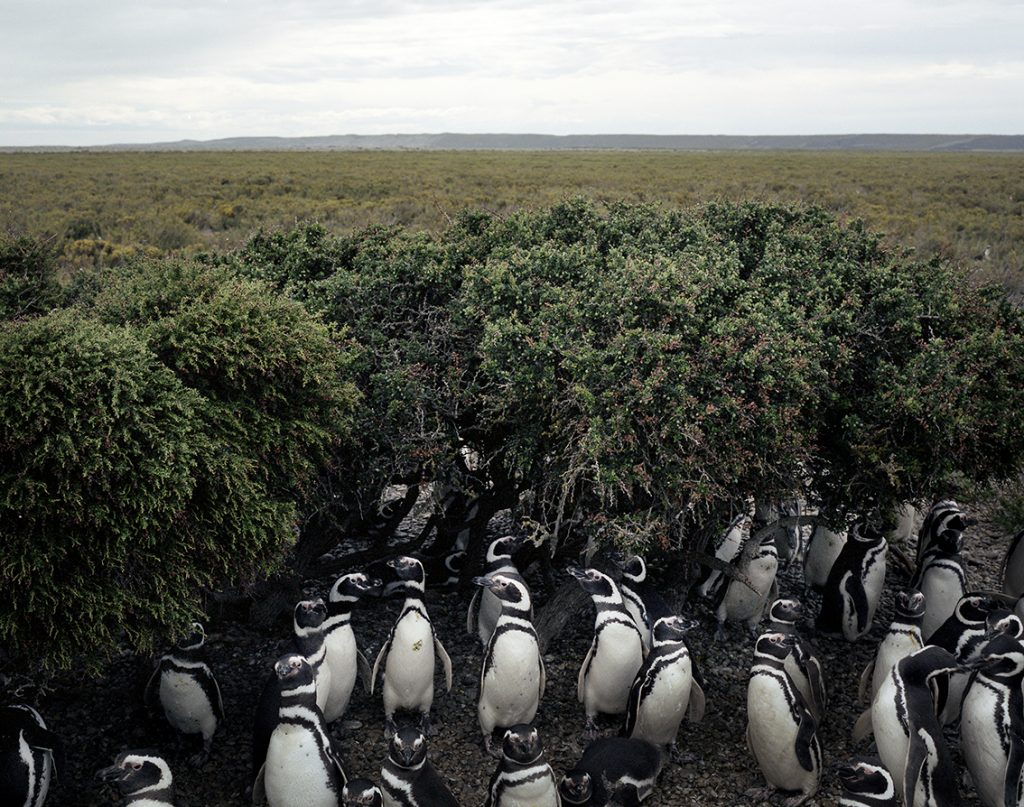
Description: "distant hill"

(7, 132), (1024, 152)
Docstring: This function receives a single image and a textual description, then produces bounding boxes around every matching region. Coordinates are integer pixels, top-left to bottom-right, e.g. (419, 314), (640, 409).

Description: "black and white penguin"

(342, 778), (384, 807)
(836, 758), (898, 807)
(474, 574), (544, 756)
(371, 556), (453, 738)
(1001, 528), (1024, 599)
(379, 727), (459, 807)
(815, 521), (887, 641)
(467, 535), (528, 647)
(745, 632), (822, 806)
(766, 598), (827, 725)
(623, 615), (705, 755)
(0, 704), (62, 807)
(915, 498), (968, 565)
(558, 737), (664, 806)
(714, 530), (779, 639)
(802, 523), (847, 593)
(870, 645), (963, 807)
(323, 572), (380, 724)
(693, 511), (749, 603)
(612, 553), (672, 655)
(960, 630), (1024, 807)
(484, 723), (560, 807)
(144, 622), (224, 765)
(569, 566), (645, 737)
(97, 750), (175, 806)
(911, 528), (968, 641)
(252, 654), (346, 807)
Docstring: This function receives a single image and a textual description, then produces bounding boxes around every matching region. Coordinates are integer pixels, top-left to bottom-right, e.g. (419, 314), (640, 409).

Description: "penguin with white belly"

(766, 598), (827, 725)
(144, 622), (224, 765)
(714, 530), (779, 639)
(816, 521), (887, 641)
(323, 572), (380, 724)
(802, 523), (847, 593)
(912, 529), (968, 642)
(371, 556), (453, 739)
(0, 704), (62, 807)
(474, 574), (544, 757)
(467, 535), (528, 647)
(569, 565), (645, 738)
(745, 632), (822, 807)
(97, 750), (175, 807)
(484, 724), (560, 807)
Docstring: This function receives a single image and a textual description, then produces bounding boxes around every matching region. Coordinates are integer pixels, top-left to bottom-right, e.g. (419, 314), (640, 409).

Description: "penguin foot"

(670, 744), (698, 764)
(384, 717), (398, 740)
(419, 712), (436, 737)
(743, 786), (774, 802)
(782, 793), (812, 807)
(187, 749), (210, 768)
(483, 735), (502, 759)
(582, 717), (600, 741)
(713, 623), (727, 643)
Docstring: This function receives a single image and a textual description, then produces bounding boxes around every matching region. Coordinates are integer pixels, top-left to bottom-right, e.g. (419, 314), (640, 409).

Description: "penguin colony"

(5, 499), (1024, 806)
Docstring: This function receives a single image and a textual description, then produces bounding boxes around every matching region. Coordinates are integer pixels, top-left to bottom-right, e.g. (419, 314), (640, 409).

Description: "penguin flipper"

(143, 661), (162, 709)
(467, 588), (480, 636)
(578, 639), (596, 703)
(211, 671), (226, 724)
(435, 636), (453, 692)
(903, 729), (929, 807)
(251, 763), (267, 805)
(688, 680), (706, 723)
(356, 648), (373, 695)
(793, 708), (819, 773)
(25, 725), (65, 782)
(851, 708), (873, 742)
(371, 638), (391, 696)
(797, 647), (827, 716)
(624, 666), (646, 737)
(1004, 732), (1024, 807)
(857, 659), (875, 704)
(539, 655), (546, 699)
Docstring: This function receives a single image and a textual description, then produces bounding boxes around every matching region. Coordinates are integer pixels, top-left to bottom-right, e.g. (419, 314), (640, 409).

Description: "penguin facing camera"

(713, 529), (779, 640)
(484, 723), (560, 807)
(380, 726), (459, 807)
(1, 704), (63, 807)
(97, 750), (175, 806)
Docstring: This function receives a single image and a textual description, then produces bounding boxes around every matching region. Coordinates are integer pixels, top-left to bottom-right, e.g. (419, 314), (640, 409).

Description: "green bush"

(0, 261), (359, 671)
(0, 233), (63, 320)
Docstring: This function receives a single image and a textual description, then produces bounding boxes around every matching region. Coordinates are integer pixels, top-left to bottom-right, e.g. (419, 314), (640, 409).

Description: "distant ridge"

(7, 133), (1024, 153)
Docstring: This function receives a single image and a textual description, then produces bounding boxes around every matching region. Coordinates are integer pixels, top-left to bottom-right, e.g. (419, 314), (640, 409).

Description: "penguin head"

(611, 552), (647, 584)
(174, 622), (206, 651)
(502, 723), (543, 764)
(388, 727), (428, 769)
(472, 574), (528, 606)
(898, 645), (959, 685)
(97, 750), (173, 797)
(274, 653), (314, 687)
(988, 612), (1023, 638)
(969, 632), (1024, 679)
(566, 566), (615, 597)
(956, 593), (1007, 625)
(767, 598), (802, 627)
(386, 556), (426, 585)
(753, 632), (793, 663)
(294, 598), (328, 633)
(894, 589), (926, 621)
(558, 769), (592, 804)
(836, 758), (895, 801)
(329, 572), (383, 604)
(342, 778), (384, 807)
(932, 527), (963, 554)
(652, 615), (698, 644)
(486, 535), (524, 562)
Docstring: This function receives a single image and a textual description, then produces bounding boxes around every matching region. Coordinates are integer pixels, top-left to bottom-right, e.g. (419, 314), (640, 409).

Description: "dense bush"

(0, 260), (359, 671)
(0, 233), (63, 320)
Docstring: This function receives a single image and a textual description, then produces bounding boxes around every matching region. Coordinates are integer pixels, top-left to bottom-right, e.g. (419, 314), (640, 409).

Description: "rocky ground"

(26, 504), (1015, 806)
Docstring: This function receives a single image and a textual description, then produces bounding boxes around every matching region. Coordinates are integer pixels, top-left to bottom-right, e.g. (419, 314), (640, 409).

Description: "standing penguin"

(474, 574), (544, 756)
(144, 622), (224, 765)
(960, 630), (1024, 807)
(467, 536), (527, 647)
(836, 758), (898, 807)
(253, 654), (346, 807)
(612, 553), (672, 656)
(1002, 529), (1024, 599)
(693, 511), (749, 602)
(623, 615), (705, 756)
(0, 705), (62, 807)
(559, 737), (664, 806)
(745, 632), (822, 807)
(802, 523), (847, 593)
(323, 572), (380, 724)
(912, 529), (969, 641)
(97, 750), (175, 806)
(569, 566), (645, 738)
(379, 727), (459, 807)
(484, 724), (560, 807)
(342, 779), (384, 807)
(815, 521), (887, 641)
(714, 530), (779, 639)
(766, 599), (827, 725)
(371, 556), (453, 738)
(870, 646), (963, 807)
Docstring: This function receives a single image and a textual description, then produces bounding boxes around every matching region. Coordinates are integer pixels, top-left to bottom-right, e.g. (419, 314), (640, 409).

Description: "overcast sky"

(1, 0), (1022, 146)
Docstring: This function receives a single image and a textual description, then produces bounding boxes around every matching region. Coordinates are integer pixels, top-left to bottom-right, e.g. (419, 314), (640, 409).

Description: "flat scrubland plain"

(1, 149), (1022, 294)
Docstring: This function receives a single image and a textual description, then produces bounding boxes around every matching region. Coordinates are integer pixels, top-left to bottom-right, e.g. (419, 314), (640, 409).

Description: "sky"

(1, 0), (1022, 146)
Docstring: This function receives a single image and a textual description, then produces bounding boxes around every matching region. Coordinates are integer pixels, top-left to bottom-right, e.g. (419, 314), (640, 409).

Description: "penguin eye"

(131, 762), (142, 770)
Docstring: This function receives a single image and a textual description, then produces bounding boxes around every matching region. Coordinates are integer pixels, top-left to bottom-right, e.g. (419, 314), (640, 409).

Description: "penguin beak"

(566, 566), (588, 580)
(473, 576), (495, 588)
(97, 763), (127, 783)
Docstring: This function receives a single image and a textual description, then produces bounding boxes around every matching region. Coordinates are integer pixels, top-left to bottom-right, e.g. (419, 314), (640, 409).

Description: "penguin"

(474, 574), (544, 756)
(569, 566), (645, 737)
(97, 750), (174, 806)
(611, 552), (672, 655)
(745, 632), (822, 807)
(1001, 528), (1024, 599)
(774, 499), (804, 569)
(693, 511), (749, 602)
(815, 521), (887, 641)
(144, 622), (224, 765)
(766, 598), (827, 724)
(484, 723), (560, 807)
(915, 499), (968, 565)
(558, 737), (664, 806)
(911, 528), (968, 641)
(714, 530), (779, 639)
(802, 523), (847, 593)
(622, 615), (705, 756)
(252, 654), (346, 807)
(342, 778), (384, 807)
(371, 556), (453, 738)
(960, 630), (1024, 807)
(467, 535), (528, 647)
(0, 704), (62, 807)
(379, 727), (459, 807)
(870, 646), (963, 807)
(323, 572), (380, 724)
(836, 758), (898, 807)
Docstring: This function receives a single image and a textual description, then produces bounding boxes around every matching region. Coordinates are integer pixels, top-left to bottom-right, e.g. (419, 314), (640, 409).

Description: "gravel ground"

(27, 505), (1013, 806)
